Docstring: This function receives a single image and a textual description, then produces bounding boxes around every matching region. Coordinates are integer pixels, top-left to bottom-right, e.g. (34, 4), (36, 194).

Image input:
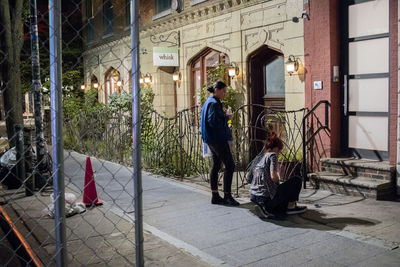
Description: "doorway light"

(143, 73), (152, 84)
(285, 55), (299, 75)
(228, 62), (239, 77)
(172, 71), (180, 82)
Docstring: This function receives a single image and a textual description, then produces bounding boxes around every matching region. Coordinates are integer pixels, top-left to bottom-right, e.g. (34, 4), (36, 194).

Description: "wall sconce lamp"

(116, 80), (122, 87)
(80, 84), (85, 90)
(172, 71), (180, 82)
(139, 76), (144, 84)
(93, 82), (99, 89)
(228, 62), (239, 77)
(143, 73), (152, 84)
(285, 55), (299, 75)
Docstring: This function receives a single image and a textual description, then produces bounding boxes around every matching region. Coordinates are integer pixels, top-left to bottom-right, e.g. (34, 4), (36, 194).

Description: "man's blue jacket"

(200, 96), (232, 144)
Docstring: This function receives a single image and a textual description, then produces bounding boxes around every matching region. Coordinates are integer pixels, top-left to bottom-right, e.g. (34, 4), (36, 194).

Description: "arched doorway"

(248, 45), (285, 109)
(247, 45), (286, 155)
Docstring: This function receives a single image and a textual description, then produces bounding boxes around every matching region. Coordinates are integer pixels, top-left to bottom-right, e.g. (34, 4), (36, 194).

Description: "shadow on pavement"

(238, 202), (379, 231)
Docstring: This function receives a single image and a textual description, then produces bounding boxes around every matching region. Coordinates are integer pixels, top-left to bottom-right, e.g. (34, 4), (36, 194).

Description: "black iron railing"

(302, 100), (331, 188)
(63, 102), (330, 194)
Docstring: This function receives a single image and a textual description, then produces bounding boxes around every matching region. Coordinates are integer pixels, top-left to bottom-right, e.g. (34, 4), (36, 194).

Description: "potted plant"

(278, 150), (302, 182)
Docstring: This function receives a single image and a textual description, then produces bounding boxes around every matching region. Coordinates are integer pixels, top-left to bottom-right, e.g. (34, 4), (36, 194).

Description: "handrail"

(302, 100), (331, 189)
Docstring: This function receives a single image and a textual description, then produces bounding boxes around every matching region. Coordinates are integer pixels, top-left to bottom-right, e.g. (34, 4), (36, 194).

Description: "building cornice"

(141, 0), (270, 38)
(83, 35), (131, 57)
(83, 0), (272, 55)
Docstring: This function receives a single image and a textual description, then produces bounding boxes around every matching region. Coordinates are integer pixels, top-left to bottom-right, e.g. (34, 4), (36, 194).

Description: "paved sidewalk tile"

(58, 152), (400, 266)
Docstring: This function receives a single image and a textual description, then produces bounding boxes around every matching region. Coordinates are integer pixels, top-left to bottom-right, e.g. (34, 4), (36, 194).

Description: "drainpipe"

(397, 3), (400, 197)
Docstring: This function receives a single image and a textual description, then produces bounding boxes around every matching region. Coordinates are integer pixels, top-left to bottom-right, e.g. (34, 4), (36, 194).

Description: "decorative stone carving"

(211, 36), (231, 52)
(240, 1), (285, 28)
(182, 26), (201, 42)
(142, 0), (258, 36)
(184, 44), (202, 61)
(206, 16), (231, 35)
(206, 21), (215, 34)
(244, 31), (259, 52)
(266, 23), (285, 48)
(245, 23), (285, 52)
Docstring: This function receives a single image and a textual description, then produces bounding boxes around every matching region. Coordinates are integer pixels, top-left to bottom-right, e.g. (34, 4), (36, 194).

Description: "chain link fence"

(0, 1), (329, 266)
(0, 0), (143, 265)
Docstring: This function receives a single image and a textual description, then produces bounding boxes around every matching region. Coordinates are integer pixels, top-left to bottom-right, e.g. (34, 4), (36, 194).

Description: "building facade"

(82, 0), (305, 116)
(82, 0), (400, 196)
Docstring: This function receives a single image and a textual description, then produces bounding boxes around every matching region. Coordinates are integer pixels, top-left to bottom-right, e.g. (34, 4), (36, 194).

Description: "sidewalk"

(0, 188), (210, 266)
(1, 150), (400, 266)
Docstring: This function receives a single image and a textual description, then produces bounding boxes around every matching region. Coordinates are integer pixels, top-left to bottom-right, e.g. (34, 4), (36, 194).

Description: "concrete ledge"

(309, 172), (395, 200)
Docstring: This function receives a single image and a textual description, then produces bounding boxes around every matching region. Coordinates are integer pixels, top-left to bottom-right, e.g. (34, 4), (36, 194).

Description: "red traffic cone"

(82, 157), (103, 207)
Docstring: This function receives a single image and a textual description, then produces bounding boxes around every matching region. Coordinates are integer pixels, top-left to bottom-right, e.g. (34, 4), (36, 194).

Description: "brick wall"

(304, 0), (341, 159)
(389, 0), (398, 165)
(305, 0), (398, 165)
(139, 0), (155, 27)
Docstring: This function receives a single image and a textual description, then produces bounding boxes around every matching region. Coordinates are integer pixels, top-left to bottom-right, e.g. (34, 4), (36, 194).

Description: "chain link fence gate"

(0, 0), (147, 265)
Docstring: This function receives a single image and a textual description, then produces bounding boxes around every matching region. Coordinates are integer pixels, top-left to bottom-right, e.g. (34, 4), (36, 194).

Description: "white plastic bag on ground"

(42, 192), (86, 218)
(0, 147), (17, 168)
(202, 143), (212, 158)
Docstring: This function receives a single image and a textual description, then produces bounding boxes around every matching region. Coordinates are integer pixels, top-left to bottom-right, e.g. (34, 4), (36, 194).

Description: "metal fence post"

(131, 0), (144, 266)
(49, 0), (67, 265)
(23, 127), (35, 196)
(30, 0), (47, 188)
(14, 125), (28, 195)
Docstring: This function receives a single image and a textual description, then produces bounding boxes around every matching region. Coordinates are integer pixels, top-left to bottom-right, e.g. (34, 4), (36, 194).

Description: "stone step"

(308, 172), (395, 200)
(320, 158), (395, 181)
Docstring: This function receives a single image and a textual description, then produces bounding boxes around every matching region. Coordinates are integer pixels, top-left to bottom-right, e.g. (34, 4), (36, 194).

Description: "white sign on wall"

(153, 47), (179, 66)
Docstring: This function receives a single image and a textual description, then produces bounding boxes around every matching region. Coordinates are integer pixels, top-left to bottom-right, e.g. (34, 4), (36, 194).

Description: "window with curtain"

(265, 56), (285, 96)
(155, 0), (171, 14)
(103, 0), (114, 35)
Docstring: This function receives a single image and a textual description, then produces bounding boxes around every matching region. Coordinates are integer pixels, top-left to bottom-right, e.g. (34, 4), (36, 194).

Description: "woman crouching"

(249, 134), (307, 218)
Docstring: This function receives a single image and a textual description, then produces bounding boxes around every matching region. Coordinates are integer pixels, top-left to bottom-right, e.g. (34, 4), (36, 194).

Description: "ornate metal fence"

(63, 104), (309, 194)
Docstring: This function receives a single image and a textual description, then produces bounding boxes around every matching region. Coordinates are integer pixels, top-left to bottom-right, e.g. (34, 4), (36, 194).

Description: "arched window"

(105, 68), (120, 104)
(264, 56), (285, 97)
(190, 49), (230, 106)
